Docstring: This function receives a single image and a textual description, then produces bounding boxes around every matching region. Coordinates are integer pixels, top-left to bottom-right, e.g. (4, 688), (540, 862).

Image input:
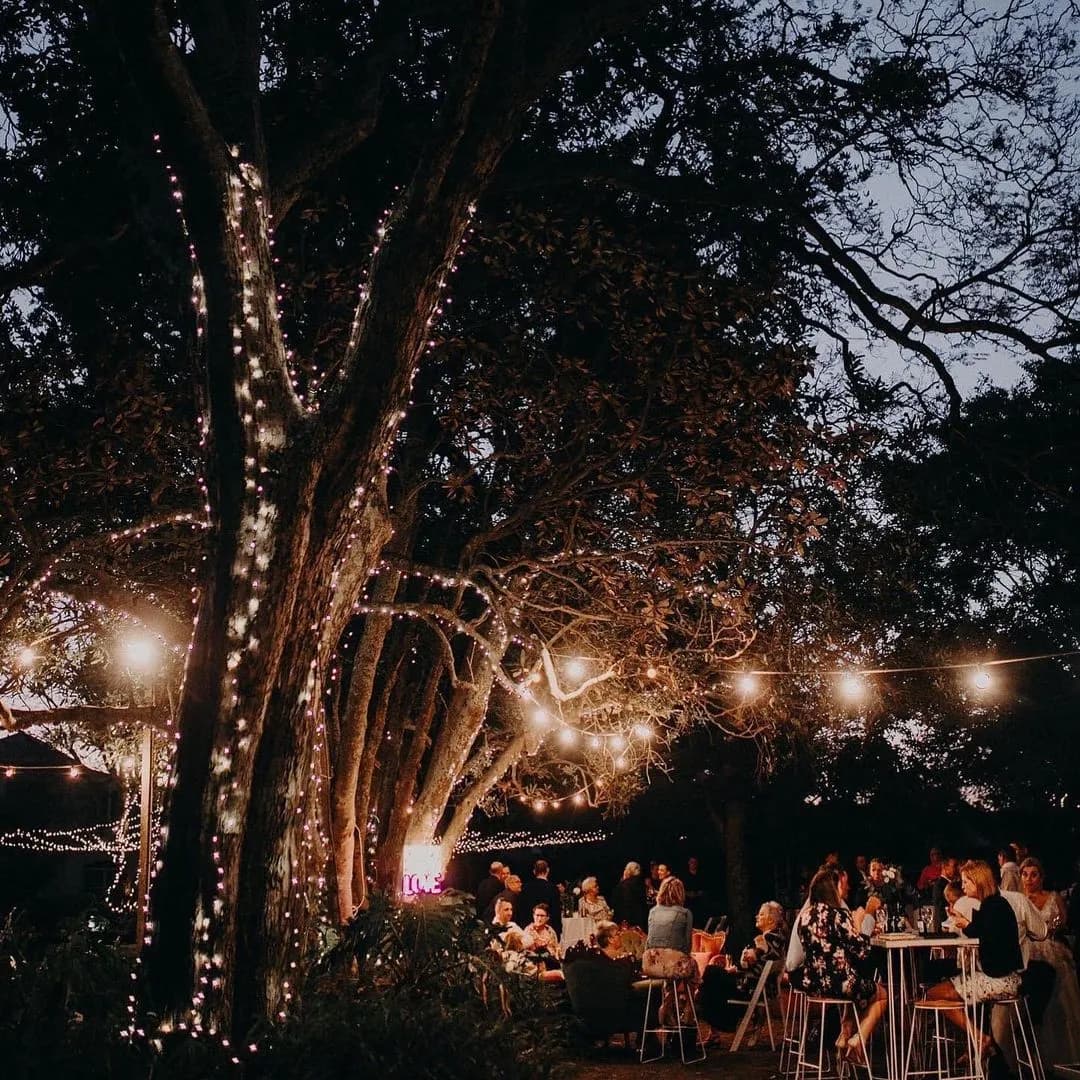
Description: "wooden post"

(136, 724), (153, 948)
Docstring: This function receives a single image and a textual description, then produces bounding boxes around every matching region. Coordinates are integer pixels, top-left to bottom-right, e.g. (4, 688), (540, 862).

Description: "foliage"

(273, 892), (570, 1079)
(0, 909), (141, 1079)
(0, 896), (572, 1079)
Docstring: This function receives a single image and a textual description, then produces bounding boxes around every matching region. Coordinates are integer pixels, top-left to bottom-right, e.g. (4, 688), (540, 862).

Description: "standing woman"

(577, 875), (614, 921)
(1019, 857), (1080, 1063)
(613, 861), (649, 930)
(926, 859), (1024, 1057)
(797, 866), (887, 1062)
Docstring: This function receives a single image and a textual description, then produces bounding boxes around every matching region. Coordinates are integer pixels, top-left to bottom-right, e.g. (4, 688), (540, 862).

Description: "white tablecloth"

(560, 915), (596, 949)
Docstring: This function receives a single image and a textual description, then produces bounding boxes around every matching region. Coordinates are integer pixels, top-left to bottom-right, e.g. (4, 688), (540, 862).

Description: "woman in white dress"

(1020, 857), (1080, 1064)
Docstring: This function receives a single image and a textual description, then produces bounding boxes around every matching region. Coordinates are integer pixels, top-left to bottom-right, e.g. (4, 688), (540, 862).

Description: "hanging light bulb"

(15, 646), (37, 668)
(632, 723), (653, 741)
(558, 727), (578, 748)
(970, 668), (993, 691)
(564, 658), (588, 682)
(837, 673), (866, 704)
(530, 707), (551, 728)
(609, 734), (627, 752)
(122, 636), (159, 673)
(735, 672), (760, 697)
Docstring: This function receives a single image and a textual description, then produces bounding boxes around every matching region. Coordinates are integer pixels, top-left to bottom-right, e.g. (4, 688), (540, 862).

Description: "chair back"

(692, 929), (727, 956)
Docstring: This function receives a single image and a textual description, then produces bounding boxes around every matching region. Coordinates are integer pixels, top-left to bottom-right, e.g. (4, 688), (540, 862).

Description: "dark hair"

(808, 867), (843, 908)
(532, 902), (550, 915)
(998, 844), (1017, 862)
(533, 859), (549, 876)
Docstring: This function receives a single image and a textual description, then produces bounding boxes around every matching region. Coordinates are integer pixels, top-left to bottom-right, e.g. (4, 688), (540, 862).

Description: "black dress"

(612, 874), (649, 931)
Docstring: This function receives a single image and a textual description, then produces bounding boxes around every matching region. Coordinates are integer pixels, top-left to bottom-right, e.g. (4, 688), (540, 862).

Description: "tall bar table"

(870, 932), (982, 1080)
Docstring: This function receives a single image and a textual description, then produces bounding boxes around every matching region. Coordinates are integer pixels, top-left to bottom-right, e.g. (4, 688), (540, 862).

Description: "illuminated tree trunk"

(109, 0), (651, 1040)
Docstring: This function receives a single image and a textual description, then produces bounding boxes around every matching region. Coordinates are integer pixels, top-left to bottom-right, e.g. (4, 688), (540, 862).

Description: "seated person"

(494, 928), (539, 975)
(925, 860), (1024, 1058)
(490, 897), (523, 942)
(698, 900), (785, 1029)
(563, 921), (643, 1041)
(521, 903), (561, 964)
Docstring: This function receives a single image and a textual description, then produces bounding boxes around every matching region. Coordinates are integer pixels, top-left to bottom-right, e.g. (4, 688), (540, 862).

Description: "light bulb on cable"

(564, 658), (588, 683)
(735, 672), (760, 697)
(837, 672), (867, 704)
(970, 668), (993, 691)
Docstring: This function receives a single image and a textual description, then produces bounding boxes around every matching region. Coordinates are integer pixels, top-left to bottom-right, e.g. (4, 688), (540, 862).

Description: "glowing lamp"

(400, 843), (445, 897)
(609, 734), (627, 752)
(15, 646), (37, 668)
(971, 668), (993, 691)
(633, 723), (653, 740)
(533, 799), (546, 812)
(3, 767), (14, 779)
(564, 658), (588, 682)
(558, 727), (578, 747)
(645, 666), (659, 680)
(530, 706), (551, 728)
(122, 636), (160, 673)
(588, 735), (603, 751)
(735, 672), (760, 697)
(68, 765), (81, 779)
(614, 755), (628, 770)
(837, 673), (866, 704)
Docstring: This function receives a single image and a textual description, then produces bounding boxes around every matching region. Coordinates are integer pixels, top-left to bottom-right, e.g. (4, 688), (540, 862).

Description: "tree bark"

(329, 571), (400, 921)
(405, 636), (506, 847)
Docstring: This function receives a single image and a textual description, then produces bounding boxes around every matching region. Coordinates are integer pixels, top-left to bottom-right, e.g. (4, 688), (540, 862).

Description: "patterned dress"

(797, 901), (877, 1009)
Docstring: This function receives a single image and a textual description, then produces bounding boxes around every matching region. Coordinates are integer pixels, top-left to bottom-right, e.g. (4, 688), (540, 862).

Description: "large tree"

(2, 0), (1078, 1043)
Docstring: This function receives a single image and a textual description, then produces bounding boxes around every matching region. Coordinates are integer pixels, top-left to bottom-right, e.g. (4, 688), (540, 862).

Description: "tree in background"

(1, 0), (1077, 1042)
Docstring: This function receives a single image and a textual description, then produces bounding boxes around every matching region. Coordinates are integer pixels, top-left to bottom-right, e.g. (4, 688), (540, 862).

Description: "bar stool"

(988, 997), (1045, 1080)
(795, 996), (863, 1080)
(638, 976), (707, 1065)
(903, 999), (981, 1080)
(779, 988), (807, 1076)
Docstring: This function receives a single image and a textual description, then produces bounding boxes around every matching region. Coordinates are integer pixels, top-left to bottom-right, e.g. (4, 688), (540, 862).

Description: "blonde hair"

(581, 876), (599, 893)
(657, 876), (686, 906)
(960, 859), (998, 900)
(623, 861), (641, 879)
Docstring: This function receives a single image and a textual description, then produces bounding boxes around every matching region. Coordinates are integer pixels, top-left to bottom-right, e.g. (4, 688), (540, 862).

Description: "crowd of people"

(473, 840), (1080, 1062)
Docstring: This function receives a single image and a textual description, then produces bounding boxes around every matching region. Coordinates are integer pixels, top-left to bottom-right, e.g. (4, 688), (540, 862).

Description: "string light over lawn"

(453, 827), (608, 855)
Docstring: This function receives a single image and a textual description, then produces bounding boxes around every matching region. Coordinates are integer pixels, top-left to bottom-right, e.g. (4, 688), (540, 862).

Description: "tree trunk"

(377, 652), (445, 891)
(405, 637), (504, 848)
(329, 570), (400, 921)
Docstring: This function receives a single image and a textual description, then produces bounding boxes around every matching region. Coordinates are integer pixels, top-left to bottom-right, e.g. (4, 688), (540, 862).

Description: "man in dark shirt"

(931, 856), (960, 933)
(522, 858), (562, 938)
(476, 860), (508, 923)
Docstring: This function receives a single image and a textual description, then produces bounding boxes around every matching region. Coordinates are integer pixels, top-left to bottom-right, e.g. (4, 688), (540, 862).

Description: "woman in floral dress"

(797, 866), (887, 1062)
